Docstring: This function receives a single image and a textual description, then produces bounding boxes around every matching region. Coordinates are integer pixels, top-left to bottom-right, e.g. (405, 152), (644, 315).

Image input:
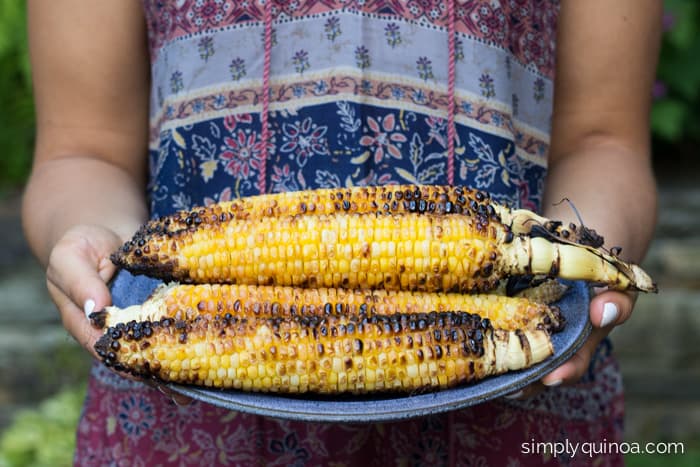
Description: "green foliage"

(0, 385), (85, 467)
(0, 0), (34, 194)
(652, 1), (700, 144)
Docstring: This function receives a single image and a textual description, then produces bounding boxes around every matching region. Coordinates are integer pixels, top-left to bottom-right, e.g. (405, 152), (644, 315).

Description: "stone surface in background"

(609, 182), (700, 443)
(0, 194), (91, 431)
(612, 290), (700, 440)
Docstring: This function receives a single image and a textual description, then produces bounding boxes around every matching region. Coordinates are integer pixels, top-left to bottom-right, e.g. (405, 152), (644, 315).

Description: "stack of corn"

(93, 185), (656, 394)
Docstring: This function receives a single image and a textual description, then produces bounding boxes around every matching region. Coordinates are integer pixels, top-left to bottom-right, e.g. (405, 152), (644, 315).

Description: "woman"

(23, 1), (661, 465)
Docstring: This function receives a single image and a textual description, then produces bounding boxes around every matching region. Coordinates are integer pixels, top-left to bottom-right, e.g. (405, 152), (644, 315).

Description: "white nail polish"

(600, 302), (619, 327)
(504, 390), (524, 399)
(543, 379), (562, 387)
(84, 299), (96, 318)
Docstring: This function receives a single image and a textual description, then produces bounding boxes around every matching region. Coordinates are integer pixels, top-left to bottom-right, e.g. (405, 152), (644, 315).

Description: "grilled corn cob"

(95, 311), (553, 393)
(126, 185), (589, 243)
(113, 189), (656, 293)
(90, 283), (565, 333)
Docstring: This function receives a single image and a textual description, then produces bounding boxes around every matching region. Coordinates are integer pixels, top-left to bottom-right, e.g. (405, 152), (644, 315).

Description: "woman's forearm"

(22, 156), (148, 266)
(542, 140), (657, 263)
(544, 0), (662, 264)
(24, 0), (151, 267)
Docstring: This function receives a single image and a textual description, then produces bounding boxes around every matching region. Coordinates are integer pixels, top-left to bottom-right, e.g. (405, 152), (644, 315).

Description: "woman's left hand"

(505, 289), (636, 399)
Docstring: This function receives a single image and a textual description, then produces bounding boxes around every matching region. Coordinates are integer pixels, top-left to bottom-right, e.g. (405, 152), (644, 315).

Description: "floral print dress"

(75, 1), (624, 465)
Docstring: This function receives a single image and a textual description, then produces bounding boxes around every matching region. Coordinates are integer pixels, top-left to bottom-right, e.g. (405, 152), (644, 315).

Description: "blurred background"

(0, 0), (698, 465)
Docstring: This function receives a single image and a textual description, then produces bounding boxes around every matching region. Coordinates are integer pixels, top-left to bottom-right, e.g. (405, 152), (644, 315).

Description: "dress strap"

(259, 0), (274, 193)
(446, 0), (457, 186)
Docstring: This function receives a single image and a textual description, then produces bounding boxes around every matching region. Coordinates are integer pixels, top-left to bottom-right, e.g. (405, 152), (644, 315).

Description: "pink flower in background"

(652, 81), (667, 100)
(662, 11), (675, 32)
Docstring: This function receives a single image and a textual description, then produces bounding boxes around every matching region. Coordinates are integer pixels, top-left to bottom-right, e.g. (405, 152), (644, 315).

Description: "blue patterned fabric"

(149, 102), (546, 218)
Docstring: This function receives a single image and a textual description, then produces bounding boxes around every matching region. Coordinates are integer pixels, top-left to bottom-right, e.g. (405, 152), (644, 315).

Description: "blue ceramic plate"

(110, 273), (592, 423)
(173, 283), (591, 422)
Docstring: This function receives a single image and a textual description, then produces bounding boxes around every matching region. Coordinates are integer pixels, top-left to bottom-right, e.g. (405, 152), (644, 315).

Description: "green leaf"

(651, 99), (688, 141)
(663, 0), (698, 50)
(657, 37), (700, 101)
(0, 385), (85, 467)
(0, 0), (34, 193)
(409, 133), (424, 168)
(0, 0), (27, 57)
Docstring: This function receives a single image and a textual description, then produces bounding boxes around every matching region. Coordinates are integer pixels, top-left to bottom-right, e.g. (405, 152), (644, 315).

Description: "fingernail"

(84, 299), (96, 318)
(504, 390), (524, 399)
(600, 302), (619, 327)
(543, 379), (562, 387)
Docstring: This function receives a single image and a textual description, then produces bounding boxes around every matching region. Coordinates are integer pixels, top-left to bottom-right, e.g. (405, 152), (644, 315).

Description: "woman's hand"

(45, 223), (193, 405)
(25, 0), (152, 351)
(45, 224), (122, 359)
(540, 289), (635, 387)
(505, 289), (636, 399)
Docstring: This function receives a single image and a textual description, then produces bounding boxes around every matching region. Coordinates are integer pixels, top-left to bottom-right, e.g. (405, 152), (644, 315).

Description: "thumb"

(83, 255), (120, 317)
(46, 225), (122, 316)
(589, 288), (636, 329)
(45, 226), (122, 359)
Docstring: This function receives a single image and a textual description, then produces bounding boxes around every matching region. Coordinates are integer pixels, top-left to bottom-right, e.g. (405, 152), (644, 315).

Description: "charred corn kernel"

(90, 282), (565, 334)
(95, 311), (553, 394)
(110, 183), (572, 238)
(112, 185), (656, 293)
(111, 184), (606, 249)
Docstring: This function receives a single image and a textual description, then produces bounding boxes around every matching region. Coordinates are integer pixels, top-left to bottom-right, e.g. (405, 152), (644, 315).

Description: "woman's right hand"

(46, 223), (194, 405)
(45, 224), (123, 359)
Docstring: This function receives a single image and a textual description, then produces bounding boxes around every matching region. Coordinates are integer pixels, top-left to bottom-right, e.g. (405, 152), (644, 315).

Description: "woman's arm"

(537, 0), (662, 387)
(22, 0), (150, 354)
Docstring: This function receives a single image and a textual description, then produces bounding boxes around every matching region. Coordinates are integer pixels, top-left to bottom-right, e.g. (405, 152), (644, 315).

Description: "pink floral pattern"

(186, 0), (231, 29)
(220, 129), (265, 178)
(359, 114), (407, 163)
